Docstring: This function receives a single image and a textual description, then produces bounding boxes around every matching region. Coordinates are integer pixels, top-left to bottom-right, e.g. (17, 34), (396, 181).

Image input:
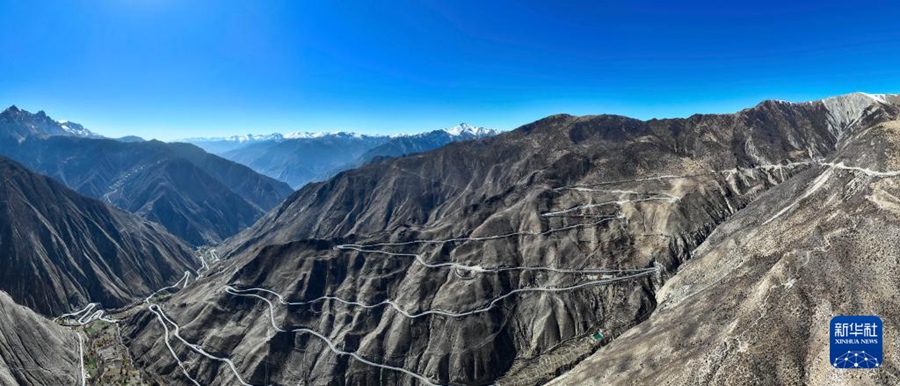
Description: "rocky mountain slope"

(184, 124), (496, 188)
(0, 106), (294, 246)
(550, 98), (900, 385)
(0, 155), (198, 316)
(0, 291), (80, 386)
(118, 93), (900, 385)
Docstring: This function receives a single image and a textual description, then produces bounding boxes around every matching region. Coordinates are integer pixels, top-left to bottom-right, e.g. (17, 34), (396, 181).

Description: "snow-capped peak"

(178, 133), (285, 143)
(57, 120), (97, 137)
(283, 131), (366, 139)
(442, 123), (495, 137)
(282, 131), (354, 139)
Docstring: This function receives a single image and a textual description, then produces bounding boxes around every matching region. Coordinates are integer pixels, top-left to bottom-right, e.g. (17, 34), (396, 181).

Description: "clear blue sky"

(3, 0), (900, 140)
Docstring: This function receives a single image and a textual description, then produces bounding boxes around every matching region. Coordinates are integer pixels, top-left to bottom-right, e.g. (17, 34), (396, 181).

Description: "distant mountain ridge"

(181, 123), (497, 188)
(0, 106), (294, 246)
(358, 123), (498, 163)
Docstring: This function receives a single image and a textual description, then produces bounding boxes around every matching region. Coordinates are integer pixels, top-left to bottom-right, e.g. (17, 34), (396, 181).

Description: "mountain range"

(0, 155), (198, 316)
(2, 93), (899, 385)
(0, 106), (294, 246)
(180, 123), (497, 188)
(117, 92), (900, 385)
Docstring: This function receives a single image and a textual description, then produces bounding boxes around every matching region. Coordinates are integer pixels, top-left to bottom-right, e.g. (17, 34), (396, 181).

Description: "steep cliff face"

(117, 95), (900, 386)
(0, 156), (198, 316)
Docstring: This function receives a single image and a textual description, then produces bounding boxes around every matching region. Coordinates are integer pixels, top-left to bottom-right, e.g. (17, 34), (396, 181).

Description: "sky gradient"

(3, 0), (900, 140)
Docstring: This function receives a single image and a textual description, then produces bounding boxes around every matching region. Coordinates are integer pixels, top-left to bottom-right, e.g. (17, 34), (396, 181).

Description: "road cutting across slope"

(226, 289), (445, 386)
(225, 269), (658, 320)
(338, 213), (625, 250)
(55, 303), (119, 325)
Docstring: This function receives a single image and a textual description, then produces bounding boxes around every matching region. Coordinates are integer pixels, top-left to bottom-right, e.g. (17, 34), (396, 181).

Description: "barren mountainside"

(551, 108), (900, 386)
(0, 156), (198, 316)
(0, 291), (80, 386)
(119, 93), (900, 385)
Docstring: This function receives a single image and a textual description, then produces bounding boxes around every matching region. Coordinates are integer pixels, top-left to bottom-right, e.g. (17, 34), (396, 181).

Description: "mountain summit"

(0, 105), (102, 141)
(441, 122), (495, 137)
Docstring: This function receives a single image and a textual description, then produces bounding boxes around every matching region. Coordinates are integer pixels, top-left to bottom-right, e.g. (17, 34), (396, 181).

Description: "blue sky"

(3, 0), (900, 140)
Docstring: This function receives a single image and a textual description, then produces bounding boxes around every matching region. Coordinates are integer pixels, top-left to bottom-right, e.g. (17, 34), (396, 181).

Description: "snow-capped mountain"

(56, 120), (98, 137)
(283, 131), (370, 140)
(361, 123), (497, 164)
(179, 133), (285, 143)
(181, 123), (498, 188)
(0, 105), (103, 141)
(440, 123), (496, 137)
(179, 131), (370, 144)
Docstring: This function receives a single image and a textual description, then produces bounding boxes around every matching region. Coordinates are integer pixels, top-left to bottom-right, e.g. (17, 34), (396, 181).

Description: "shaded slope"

(0, 156), (197, 316)
(163, 142), (294, 212)
(115, 158), (265, 246)
(0, 127), (292, 246)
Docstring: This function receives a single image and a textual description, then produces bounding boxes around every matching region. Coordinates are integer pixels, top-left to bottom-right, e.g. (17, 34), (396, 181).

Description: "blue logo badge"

(830, 315), (882, 369)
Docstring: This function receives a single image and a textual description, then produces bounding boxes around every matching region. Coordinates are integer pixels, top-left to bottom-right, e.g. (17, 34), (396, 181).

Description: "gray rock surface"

(0, 291), (80, 386)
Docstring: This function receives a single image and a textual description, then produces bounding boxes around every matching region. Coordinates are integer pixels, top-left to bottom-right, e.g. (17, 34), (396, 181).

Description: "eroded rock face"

(0, 291), (80, 386)
(123, 94), (900, 385)
(0, 156), (198, 316)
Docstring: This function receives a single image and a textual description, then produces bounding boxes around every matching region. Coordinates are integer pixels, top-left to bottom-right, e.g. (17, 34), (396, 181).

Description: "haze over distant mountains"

(179, 123), (497, 188)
